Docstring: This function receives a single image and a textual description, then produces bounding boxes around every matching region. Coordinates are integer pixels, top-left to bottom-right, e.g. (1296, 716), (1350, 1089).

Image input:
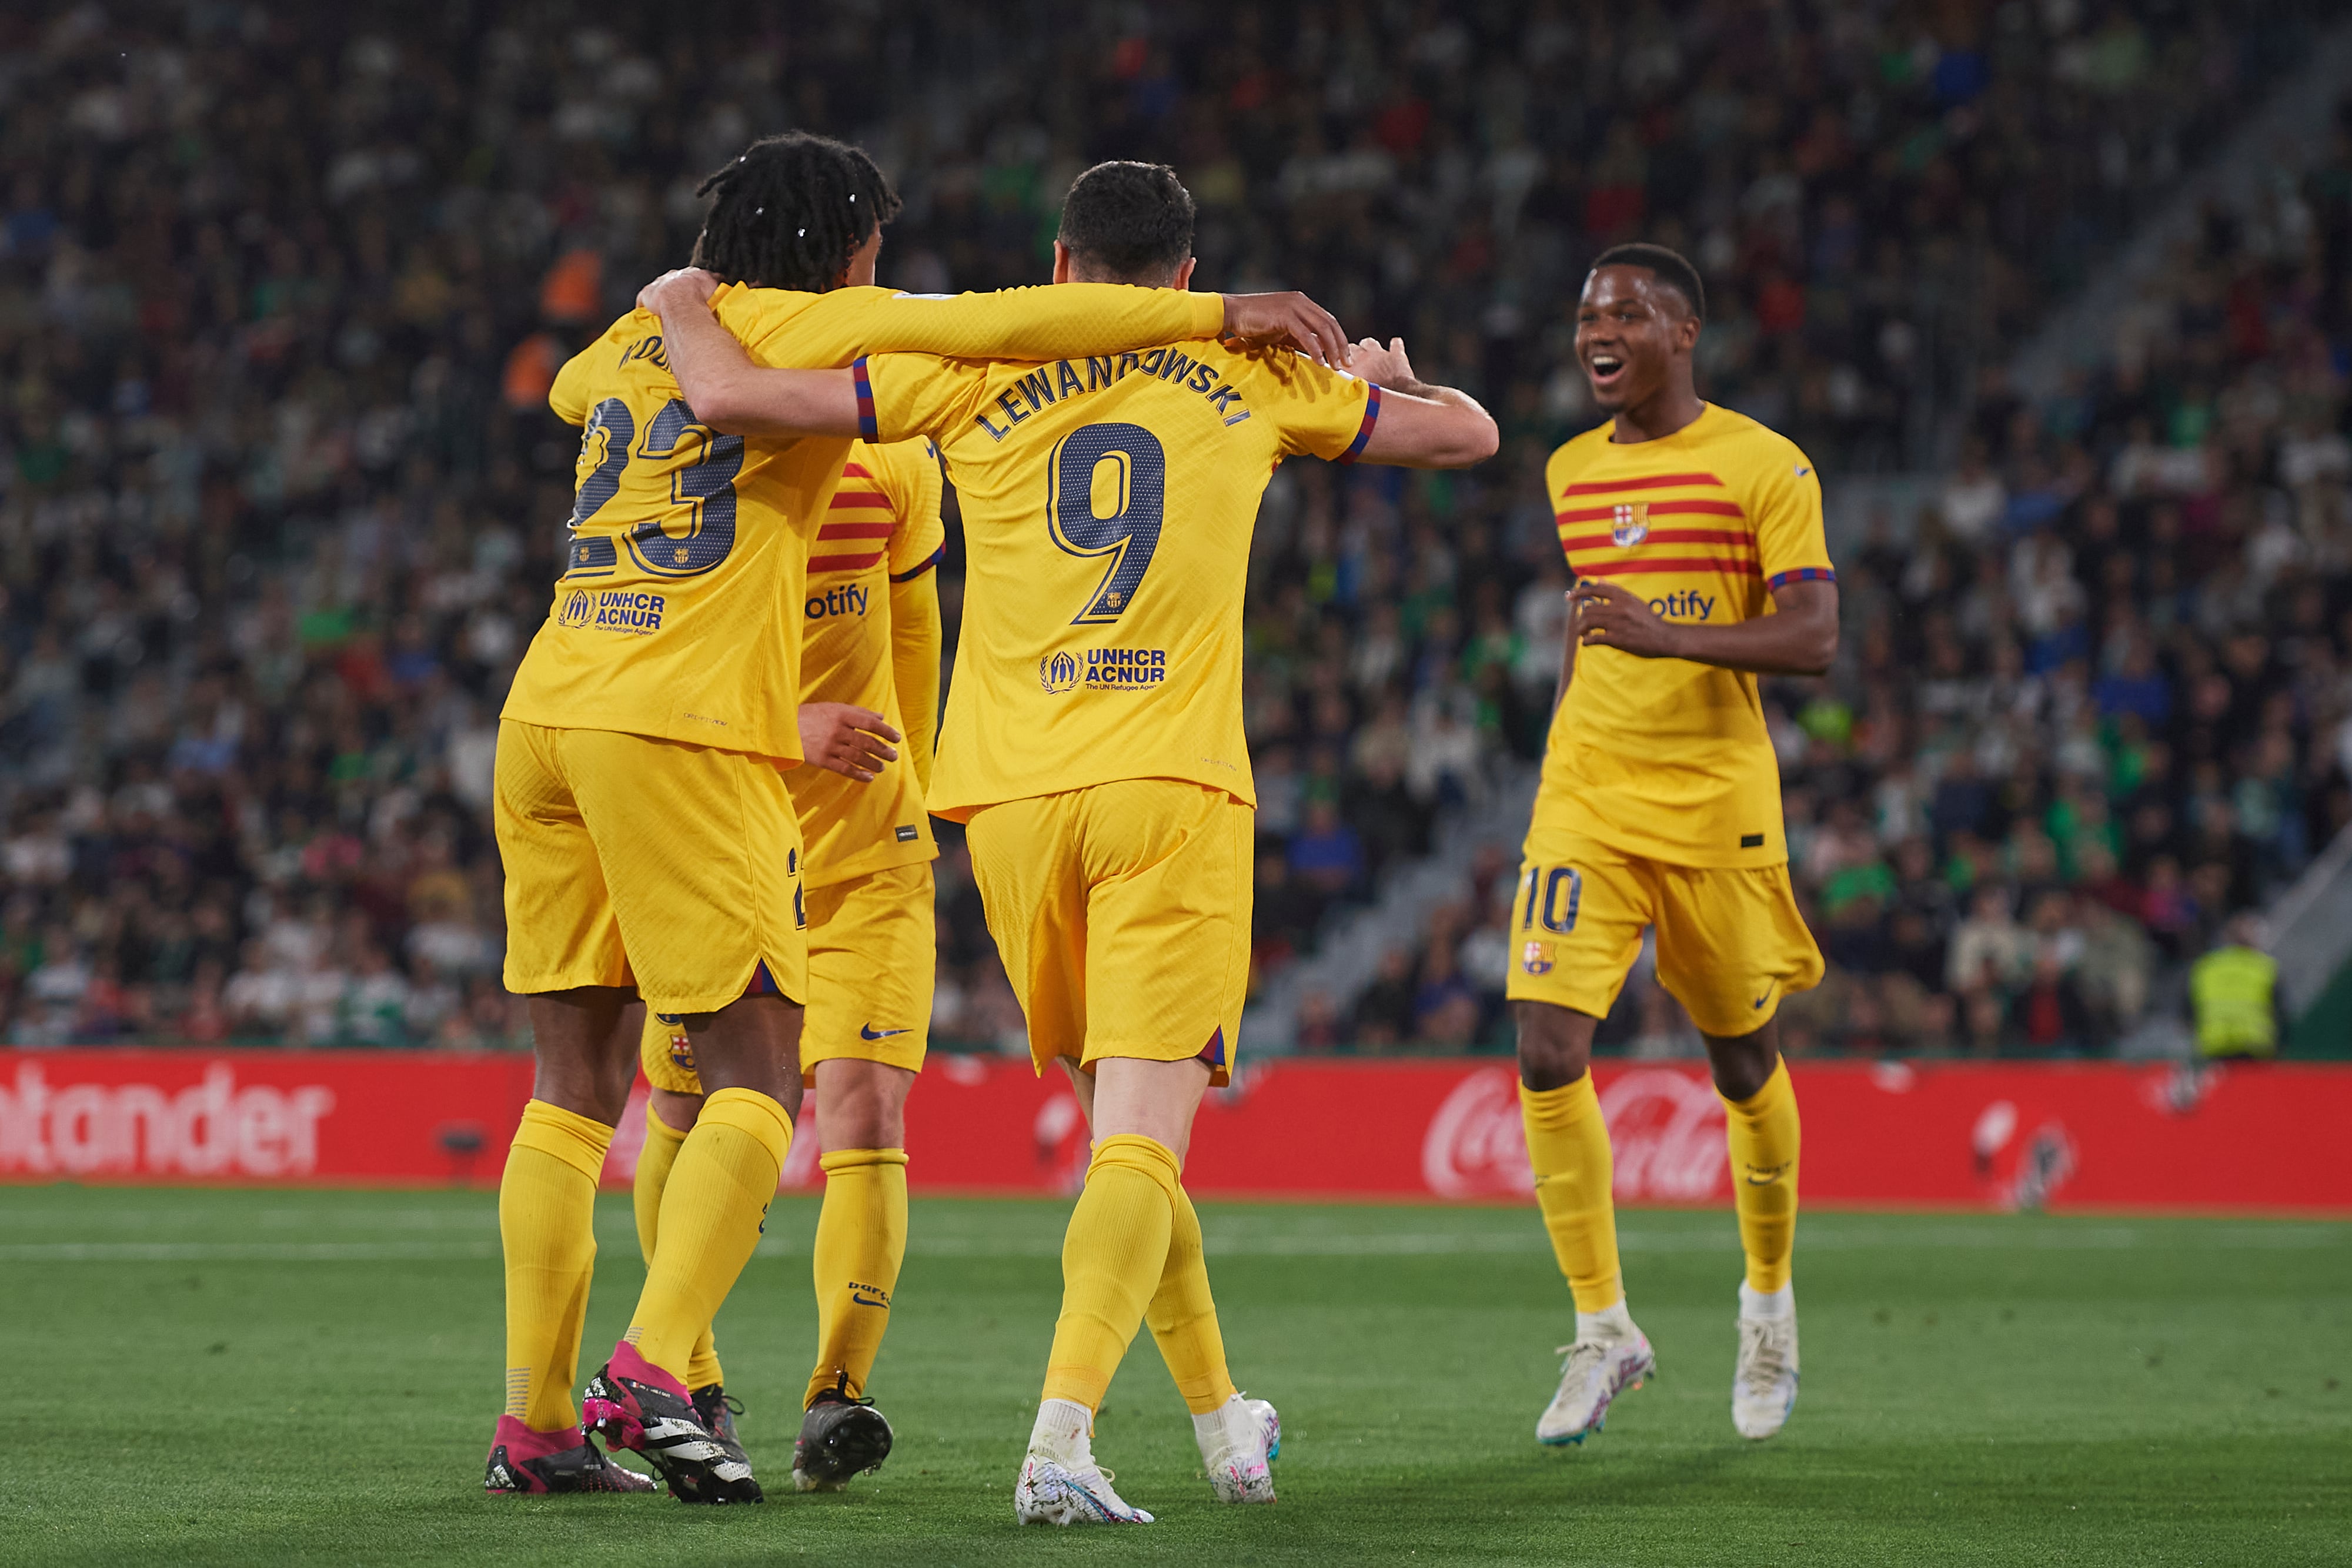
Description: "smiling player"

(1513, 243), (1834, 1450)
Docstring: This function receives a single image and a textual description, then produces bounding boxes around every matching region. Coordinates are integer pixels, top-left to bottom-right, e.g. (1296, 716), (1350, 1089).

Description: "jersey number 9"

(1046, 422), (1165, 624)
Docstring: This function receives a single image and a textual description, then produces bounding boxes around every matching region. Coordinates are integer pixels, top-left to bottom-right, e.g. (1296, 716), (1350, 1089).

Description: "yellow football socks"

(1147, 1183), (1238, 1415)
(804, 1146), (910, 1407)
(1723, 1059), (1800, 1293)
(633, 1101), (723, 1390)
(624, 1086), (792, 1382)
(499, 1099), (614, 1431)
(1040, 1134), (1181, 1412)
(1521, 1074), (1625, 1312)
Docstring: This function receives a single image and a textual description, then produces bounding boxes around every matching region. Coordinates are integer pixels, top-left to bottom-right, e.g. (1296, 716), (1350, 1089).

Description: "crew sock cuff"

(1721, 1057), (1794, 1116)
(1089, 1132), (1182, 1197)
(700, 1086), (793, 1162)
(513, 1100), (616, 1183)
(643, 1099), (691, 1145)
(819, 1146), (910, 1174)
(1520, 1074), (1602, 1132)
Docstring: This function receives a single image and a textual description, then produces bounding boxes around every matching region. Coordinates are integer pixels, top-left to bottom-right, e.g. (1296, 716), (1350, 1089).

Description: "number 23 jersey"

(505, 282), (1226, 764)
(862, 341), (1378, 820)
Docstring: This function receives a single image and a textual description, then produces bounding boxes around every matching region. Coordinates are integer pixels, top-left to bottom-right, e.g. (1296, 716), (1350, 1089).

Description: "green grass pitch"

(0, 1188), (2344, 1566)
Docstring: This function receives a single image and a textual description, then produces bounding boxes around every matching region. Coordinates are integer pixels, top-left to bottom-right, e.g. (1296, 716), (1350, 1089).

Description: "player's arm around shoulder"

(1342, 337), (1498, 469)
(636, 268), (863, 438)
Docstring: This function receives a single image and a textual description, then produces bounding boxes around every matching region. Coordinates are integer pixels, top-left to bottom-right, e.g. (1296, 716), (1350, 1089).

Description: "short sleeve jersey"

(502, 282), (1224, 763)
(861, 340), (1379, 819)
(788, 438), (946, 889)
(1539, 403), (1835, 868)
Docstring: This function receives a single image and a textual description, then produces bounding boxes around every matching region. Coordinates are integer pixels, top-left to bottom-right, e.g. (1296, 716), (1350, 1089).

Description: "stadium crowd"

(0, 4), (2338, 1053)
(1329, 113), (2352, 1056)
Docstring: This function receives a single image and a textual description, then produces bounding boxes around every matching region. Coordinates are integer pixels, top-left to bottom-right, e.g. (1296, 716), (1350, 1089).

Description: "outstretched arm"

(1569, 577), (1839, 677)
(1344, 338), (1498, 469)
(642, 272), (860, 437)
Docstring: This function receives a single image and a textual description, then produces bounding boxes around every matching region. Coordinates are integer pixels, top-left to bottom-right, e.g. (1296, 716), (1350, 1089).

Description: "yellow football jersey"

(790, 439), (946, 888)
(1539, 403), (1835, 868)
(502, 283), (1227, 764)
(863, 340), (1379, 819)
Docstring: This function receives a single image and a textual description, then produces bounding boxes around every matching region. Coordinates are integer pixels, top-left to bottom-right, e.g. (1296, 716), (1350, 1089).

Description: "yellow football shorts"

(1504, 828), (1823, 1038)
(967, 779), (1251, 1086)
(638, 860), (936, 1094)
(495, 718), (808, 1018)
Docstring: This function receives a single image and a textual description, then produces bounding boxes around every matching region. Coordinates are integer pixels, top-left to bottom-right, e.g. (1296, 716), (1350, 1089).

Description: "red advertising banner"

(3, 1050), (2344, 1213)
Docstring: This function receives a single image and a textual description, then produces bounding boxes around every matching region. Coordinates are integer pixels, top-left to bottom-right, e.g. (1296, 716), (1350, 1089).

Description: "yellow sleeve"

(861, 354), (995, 449)
(1748, 440), (1836, 591)
(888, 569), (942, 797)
(764, 283), (1227, 367)
(549, 343), (598, 426)
(881, 440), (947, 579)
(868, 437), (945, 794)
(1232, 349), (1379, 462)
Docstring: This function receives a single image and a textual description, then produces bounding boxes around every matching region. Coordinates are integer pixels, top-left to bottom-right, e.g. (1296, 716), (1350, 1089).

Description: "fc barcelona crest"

(1521, 940), (1555, 976)
(1611, 501), (1649, 548)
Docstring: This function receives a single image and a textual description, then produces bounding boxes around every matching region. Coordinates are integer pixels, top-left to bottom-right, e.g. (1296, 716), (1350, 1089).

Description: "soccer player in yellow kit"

(632, 434), (946, 1495)
(485, 131), (1349, 1502)
(643, 160), (1495, 1526)
(1511, 244), (1835, 1451)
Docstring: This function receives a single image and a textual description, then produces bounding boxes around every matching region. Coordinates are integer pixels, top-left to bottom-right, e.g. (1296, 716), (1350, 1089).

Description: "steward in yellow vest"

(2190, 920), (2280, 1059)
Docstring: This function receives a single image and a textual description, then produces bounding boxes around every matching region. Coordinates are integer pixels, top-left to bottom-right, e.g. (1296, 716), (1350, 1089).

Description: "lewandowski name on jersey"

(865, 339), (1378, 820)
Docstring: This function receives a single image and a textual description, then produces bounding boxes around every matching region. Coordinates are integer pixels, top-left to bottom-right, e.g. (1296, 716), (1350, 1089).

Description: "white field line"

(0, 1221), (2340, 1265)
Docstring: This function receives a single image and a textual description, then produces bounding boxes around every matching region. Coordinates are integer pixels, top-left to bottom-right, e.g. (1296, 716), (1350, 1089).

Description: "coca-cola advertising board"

(2, 1050), (2344, 1213)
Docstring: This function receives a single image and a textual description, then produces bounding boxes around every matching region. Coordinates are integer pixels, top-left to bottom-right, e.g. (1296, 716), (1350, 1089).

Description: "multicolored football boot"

(483, 1416), (655, 1495)
(582, 1342), (763, 1504)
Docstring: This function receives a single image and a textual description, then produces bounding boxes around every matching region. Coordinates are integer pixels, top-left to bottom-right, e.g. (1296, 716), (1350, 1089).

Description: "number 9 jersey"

(505, 283), (1228, 765)
(860, 340), (1378, 818)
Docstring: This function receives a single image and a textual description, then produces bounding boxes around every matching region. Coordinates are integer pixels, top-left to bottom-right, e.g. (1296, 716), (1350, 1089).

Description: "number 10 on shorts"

(1520, 865), (1583, 934)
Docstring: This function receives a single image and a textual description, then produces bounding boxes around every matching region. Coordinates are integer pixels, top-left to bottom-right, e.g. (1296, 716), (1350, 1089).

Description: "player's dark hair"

(1057, 161), (1195, 285)
(1590, 242), (1706, 322)
(691, 132), (903, 292)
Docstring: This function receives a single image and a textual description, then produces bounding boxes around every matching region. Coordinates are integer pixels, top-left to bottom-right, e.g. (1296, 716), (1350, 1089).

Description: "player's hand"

(1220, 291), (1351, 369)
(1571, 579), (1686, 660)
(638, 266), (723, 317)
(1345, 336), (1417, 388)
(797, 702), (900, 782)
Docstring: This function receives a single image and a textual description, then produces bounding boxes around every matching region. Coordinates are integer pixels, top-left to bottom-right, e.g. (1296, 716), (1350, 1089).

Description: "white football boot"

(1731, 1282), (1799, 1439)
(1014, 1398), (1154, 1526)
(1193, 1393), (1278, 1503)
(1536, 1305), (1656, 1446)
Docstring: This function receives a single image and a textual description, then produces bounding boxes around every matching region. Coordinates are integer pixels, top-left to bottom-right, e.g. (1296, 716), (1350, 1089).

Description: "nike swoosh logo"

(1752, 992), (1772, 1008)
(1793, 465), (1811, 476)
(860, 1024), (911, 1040)
(851, 1292), (889, 1307)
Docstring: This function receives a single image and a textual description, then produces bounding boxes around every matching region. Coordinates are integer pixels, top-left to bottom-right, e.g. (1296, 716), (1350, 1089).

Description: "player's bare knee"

(526, 987), (642, 1124)
(647, 1086), (703, 1134)
(1514, 1001), (1595, 1092)
(813, 1061), (914, 1148)
(1702, 1022), (1779, 1102)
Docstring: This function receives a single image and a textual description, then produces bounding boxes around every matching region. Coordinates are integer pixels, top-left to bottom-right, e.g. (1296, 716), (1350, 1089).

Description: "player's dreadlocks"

(691, 132), (904, 292)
